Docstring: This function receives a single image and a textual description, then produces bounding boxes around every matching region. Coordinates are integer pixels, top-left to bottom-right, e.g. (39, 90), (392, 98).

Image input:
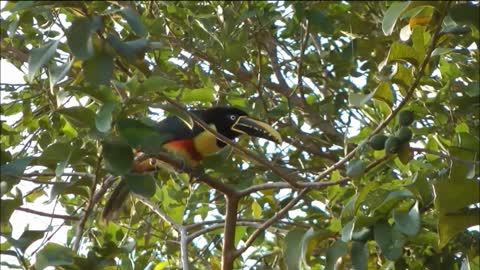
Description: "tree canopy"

(1, 1), (479, 269)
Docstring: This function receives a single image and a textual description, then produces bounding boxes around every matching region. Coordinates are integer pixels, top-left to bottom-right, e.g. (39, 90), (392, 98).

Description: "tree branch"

(73, 155), (103, 252)
(234, 188), (308, 258)
(411, 147), (480, 165)
(134, 194), (182, 231)
(238, 178), (349, 197)
(17, 207), (79, 221)
(222, 195), (239, 270)
(180, 228), (190, 270)
(135, 151), (238, 195)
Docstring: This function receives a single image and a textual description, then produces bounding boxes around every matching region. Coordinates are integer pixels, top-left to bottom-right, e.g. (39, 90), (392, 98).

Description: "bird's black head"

(201, 107), (282, 144)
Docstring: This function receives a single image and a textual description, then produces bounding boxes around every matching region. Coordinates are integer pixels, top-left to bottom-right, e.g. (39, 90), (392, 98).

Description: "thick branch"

(180, 228), (190, 270)
(222, 195), (239, 270)
(136, 152), (238, 195)
(0, 41), (29, 63)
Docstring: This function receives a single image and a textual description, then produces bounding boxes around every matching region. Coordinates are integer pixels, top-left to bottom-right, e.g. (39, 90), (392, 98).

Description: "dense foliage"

(1, 1), (479, 269)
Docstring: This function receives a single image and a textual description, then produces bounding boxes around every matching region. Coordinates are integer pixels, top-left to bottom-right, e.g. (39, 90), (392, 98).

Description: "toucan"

(102, 107), (282, 221)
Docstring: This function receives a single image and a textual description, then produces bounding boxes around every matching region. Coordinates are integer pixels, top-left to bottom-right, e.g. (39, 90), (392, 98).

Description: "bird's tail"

(102, 180), (130, 222)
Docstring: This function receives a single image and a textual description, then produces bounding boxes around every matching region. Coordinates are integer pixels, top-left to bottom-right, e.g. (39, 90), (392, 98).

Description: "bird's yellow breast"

(193, 125), (223, 158)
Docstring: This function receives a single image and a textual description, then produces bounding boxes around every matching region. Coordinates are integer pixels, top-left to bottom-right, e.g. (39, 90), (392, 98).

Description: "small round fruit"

(398, 110), (414, 126)
(396, 126), (413, 143)
(369, 134), (388, 150)
(385, 136), (402, 154)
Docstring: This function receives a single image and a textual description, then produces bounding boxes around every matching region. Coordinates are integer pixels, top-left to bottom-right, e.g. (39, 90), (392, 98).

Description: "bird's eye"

(229, 115), (237, 121)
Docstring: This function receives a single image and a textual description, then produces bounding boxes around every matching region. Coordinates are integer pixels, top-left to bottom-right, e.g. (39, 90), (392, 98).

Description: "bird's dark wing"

(152, 110), (205, 144)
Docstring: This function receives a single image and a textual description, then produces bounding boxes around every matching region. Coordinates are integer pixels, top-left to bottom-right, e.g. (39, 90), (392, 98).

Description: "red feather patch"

(164, 139), (203, 162)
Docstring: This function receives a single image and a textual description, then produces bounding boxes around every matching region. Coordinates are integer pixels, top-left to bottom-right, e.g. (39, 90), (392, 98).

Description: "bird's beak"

(231, 116), (282, 144)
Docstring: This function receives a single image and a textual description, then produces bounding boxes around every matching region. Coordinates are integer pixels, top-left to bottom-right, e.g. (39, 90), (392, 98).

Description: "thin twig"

(23, 172), (95, 178)
(134, 195), (182, 231)
(16, 207), (79, 221)
(73, 154), (103, 252)
(234, 188), (308, 258)
(411, 147), (480, 165)
(238, 178), (349, 197)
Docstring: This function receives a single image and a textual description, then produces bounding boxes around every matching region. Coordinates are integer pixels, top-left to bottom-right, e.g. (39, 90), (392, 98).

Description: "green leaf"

(35, 243), (76, 270)
(120, 8), (148, 37)
(10, 1), (36, 13)
(465, 81), (479, 97)
(49, 60), (73, 87)
(373, 190), (415, 215)
(411, 25), (427, 56)
(181, 87), (215, 103)
(234, 226), (247, 247)
(50, 178), (91, 199)
(12, 230), (46, 253)
(83, 52), (114, 86)
(39, 143), (71, 164)
(449, 147), (476, 180)
(434, 178), (479, 214)
(283, 229), (305, 270)
(102, 140), (134, 175)
(325, 240), (348, 270)
(68, 85), (119, 103)
(194, 19), (223, 48)
(252, 200), (262, 219)
(341, 194), (359, 223)
(374, 222), (406, 261)
(351, 241), (369, 270)
(55, 150), (72, 177)
(0, 157), (33, 179)
(404, 173), (434, 206)
(373, 82), (395, 107)
(106, 35), (148, 61)
(438, 208), (480, 249)
(28, 40), (59, 82)
(66, 18), (95, 60)
(349, 91), (375, 107)
(341, 219), (355, 242)
(386, 42), (421, 67)
(391, 63), (413, 93)
(123, 174), (156, 197)
(449, 2), (480, 29)
(56, 106), (96, 129)
(95, 102), (117, 133)
(143, 76), (179, 92)
(0, 199), (22, 225)
(393, 201), (420, 236)
(382, 2), (411, 35)
(116, 118), (172, 154)
(431, 48), (456, 57)
(307, 9), (334, 34)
